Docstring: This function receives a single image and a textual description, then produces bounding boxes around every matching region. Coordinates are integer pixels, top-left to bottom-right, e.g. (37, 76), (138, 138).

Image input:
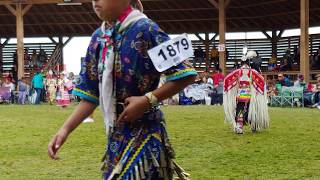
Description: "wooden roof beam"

(262, 31), (271, 39)
(5, 4), (32, 16)
(208, 0), (230, 9)
(208, 0), (219, 9)
(225, 0), (231, 8)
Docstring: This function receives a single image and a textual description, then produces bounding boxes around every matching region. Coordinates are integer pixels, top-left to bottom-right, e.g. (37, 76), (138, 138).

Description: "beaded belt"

(116, 102), (160, 115)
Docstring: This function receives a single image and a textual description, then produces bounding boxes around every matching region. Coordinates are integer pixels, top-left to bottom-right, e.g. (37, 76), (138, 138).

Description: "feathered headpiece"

(241, 50), (257, 62)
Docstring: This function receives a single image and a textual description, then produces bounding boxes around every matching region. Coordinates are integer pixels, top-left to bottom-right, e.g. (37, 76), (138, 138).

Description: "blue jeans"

(35, 88), (42, 104)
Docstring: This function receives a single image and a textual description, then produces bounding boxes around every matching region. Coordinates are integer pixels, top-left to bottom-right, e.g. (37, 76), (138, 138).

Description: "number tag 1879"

(147, 33), (194, 72)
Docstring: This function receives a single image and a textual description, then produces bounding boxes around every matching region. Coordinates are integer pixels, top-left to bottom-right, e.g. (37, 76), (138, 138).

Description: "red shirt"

(212, 73), (225, 86)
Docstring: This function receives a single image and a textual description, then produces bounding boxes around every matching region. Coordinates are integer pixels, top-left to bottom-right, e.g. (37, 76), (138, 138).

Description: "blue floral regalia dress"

(73, 7), (197, 180)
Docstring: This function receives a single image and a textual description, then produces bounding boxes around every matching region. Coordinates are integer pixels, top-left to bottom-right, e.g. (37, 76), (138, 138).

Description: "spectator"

(17, 77), (29, 105)
(234, 59), (240, 69)
(268, 54), (277, 71)
(31, 71), (44, 105)
(293, 74), (306, 88)
(37, 49), (47, 68)
(210, 46), (219, 69)
(194, 46), (205, 67)
(266, 80), (276, 104)
(312, 74), (320, 109)
(3, 77), (15, 103)
(250, 51), (262, 73)
(280, 49), (292, 71)
(207, 75), (213, 85)
(210, 68), (224, 105)
(212, 68), (225, 88)
(211, 79), (223, 105)
(293, 45), (300, 65)
(311, 48), (320, 70)
(277, 73), (292, 87)
(31, 49), (38, 69)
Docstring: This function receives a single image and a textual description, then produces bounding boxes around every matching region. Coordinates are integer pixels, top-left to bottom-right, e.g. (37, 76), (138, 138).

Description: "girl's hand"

(48, 128), (69, 160)
(117, 96), (150, 123)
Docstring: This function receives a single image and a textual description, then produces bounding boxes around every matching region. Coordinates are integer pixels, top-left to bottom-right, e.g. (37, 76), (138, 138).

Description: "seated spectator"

(306, 82), (314, 92)
(280, 49), (293, 71)
(293, 45), (300, 65)
(293, 74), (306, 89)
(37, 49), (47, 68)
(3, 78), (15, 103)
(266, 80), (276, 103)
(268, 54), (277, 71)
(234, 59), (241, 69)
(311, 48), (320, 70)
(250, 51), (262, 73)
(210, 47), (219, 69)
(277, 73), (292, 87)
(31, 49), (38, 69)
(17, 77), (29, 105)
(194, 46), (205, 67)
(312, 74), (320, 109)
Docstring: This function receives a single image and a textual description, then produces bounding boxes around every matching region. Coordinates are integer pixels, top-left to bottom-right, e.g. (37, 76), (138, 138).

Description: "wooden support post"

(205, 33), (210, 72)
(300, 0), (310, 82)
(16, 3), (24, 79)
(271, 30), (278, 57)
(5, 4), (32, 79)
(58, 37), (64, 70)
(219, 0), (226, 74)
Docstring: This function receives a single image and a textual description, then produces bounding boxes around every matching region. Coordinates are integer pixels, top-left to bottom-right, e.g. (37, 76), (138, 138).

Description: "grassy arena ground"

(1, 105), (320, 179)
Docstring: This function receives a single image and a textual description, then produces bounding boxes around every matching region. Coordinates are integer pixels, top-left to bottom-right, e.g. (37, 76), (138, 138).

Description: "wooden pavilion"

(0, 0), (319, 82)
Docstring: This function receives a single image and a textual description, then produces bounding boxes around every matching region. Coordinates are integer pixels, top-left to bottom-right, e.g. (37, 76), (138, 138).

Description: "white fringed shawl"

(223, 68), (270, 130)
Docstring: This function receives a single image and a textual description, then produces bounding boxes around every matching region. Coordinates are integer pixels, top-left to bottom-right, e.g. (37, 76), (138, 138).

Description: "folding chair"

(270, 83), (282, 107)
(271, 94), (282, 106)
(281, 86), (294, 107)
(292, 86), (304, 107)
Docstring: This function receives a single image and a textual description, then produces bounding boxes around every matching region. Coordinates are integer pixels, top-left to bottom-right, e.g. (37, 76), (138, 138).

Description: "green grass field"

(1, 105), (320, 179)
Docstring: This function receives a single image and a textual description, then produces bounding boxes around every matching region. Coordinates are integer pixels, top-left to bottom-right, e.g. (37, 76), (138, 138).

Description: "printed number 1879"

(158, 38), (189, 61)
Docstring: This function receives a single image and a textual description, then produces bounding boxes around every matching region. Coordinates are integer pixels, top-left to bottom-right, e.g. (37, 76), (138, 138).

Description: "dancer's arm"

(118, 75), (196, 122)
(48, 100), (97, 159)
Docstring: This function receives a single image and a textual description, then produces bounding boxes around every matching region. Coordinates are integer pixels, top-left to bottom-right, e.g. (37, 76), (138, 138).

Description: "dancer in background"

(223, 51), (269, 134)
(46, 70), (57, 105)
(56, 72), (70, 107)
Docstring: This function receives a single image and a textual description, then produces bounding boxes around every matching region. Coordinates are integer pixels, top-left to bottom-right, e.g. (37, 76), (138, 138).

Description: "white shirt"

(4, 82), (15, 92)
